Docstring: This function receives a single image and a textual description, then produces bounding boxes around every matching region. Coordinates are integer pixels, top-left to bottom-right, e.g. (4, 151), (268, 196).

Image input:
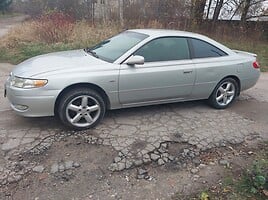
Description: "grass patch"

(0, 14), (120, 64)
(0, 43), (77, 64)
(173, 142), (268, 200)
(221, 40), (268, 72)
(0, 12), (21, 19)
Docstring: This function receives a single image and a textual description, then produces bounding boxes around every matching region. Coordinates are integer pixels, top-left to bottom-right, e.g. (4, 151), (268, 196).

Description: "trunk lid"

(232, 49), (257, 58)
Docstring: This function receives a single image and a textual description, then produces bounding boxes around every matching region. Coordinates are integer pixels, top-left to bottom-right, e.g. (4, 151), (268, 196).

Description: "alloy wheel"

(66, 95), (101, 128)
(215, 81), (236, 106)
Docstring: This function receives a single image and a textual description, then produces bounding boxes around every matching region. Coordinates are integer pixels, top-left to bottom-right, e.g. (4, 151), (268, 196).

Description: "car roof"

(129, 29), (235, 56)
(129, 29), (204, 38)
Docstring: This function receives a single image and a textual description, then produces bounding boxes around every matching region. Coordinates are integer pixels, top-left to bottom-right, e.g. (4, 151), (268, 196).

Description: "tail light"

(253, 61), (260, 69)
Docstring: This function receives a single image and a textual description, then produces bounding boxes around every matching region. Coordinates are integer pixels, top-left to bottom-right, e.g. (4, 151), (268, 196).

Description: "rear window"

(190, 38), (227, 59)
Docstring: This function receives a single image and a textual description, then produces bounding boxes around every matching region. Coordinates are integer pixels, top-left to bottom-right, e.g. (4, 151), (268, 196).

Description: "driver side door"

(119, 37), (196, 106)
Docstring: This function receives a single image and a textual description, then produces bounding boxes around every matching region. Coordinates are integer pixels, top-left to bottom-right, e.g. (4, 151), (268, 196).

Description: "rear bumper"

(240, 70), (261, 91)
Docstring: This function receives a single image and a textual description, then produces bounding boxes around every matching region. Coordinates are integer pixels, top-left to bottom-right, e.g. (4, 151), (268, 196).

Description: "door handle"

(183, 70), (193, 74)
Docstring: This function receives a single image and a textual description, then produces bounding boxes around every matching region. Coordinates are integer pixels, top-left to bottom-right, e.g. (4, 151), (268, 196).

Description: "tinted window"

(135, 37), (190, 62)
(89, 31), (148, 62)
(191, 39), (227, 58)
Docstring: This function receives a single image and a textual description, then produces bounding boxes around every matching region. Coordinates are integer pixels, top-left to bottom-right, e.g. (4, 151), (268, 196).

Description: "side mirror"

(126, 55), (145, 66)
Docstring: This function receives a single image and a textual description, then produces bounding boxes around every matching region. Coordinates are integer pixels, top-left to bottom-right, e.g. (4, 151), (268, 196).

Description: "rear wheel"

(208, 78), (238, 109)
(58, 88), (106, 130)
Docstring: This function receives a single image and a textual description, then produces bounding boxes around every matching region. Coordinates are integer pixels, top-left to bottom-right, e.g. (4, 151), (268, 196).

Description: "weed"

(200, 191), (209, 200)
(33, 12), (75, 43)
(0, 43), (74, 64)
(0, 12), (21, 19)
(238, 159), (268, 197)
(221, 40), (268, 72)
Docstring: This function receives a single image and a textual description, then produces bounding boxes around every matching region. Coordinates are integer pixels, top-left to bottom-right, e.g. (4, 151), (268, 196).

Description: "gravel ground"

(1, 61), (268, 199)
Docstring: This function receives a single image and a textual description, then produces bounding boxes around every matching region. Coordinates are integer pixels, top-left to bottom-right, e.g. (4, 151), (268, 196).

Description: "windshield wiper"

(84, 48), (99, 58)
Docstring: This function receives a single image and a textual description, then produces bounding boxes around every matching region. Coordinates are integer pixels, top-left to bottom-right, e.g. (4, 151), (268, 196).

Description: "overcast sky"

(205, 0), (268, 20)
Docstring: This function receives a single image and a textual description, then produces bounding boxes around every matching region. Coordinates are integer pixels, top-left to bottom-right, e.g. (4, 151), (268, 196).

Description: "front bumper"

(5, 81), (60, 117)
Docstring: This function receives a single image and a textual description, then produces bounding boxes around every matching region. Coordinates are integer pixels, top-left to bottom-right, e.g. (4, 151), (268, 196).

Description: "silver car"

(4, 29), (260, 129)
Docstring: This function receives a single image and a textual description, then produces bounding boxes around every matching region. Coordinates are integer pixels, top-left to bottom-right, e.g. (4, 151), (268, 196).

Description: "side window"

(134, 37), (190, 62)
(191, 39), (227, 58)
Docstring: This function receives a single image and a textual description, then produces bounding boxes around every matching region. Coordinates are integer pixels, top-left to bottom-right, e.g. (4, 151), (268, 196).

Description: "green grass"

(217, 158), (267, 200)
(0, 12), (22, 19)
(0, 42), (78, 64)
(221, 40), (268, 72)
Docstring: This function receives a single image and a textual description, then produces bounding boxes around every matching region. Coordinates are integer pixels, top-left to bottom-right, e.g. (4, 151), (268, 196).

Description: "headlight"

(10, 76), (48, 89)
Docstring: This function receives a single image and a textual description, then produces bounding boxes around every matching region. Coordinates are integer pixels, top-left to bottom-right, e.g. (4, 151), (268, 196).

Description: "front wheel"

(208, 78), (238, 109)
(58, 88), (106, 130)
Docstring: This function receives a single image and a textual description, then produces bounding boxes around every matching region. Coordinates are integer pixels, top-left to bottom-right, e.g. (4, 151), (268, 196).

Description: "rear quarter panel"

(190, 56), (248, 99)
(238, 56), (260, 91)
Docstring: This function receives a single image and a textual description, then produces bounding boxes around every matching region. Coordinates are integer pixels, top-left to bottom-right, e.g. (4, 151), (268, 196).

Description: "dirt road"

(0, 15), (28, 38)
(1, 59), (268, 199)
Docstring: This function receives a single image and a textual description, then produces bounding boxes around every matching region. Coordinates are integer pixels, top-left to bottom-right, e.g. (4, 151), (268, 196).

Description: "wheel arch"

(54, 83), (111, 116)
(213, 75), (241, 97)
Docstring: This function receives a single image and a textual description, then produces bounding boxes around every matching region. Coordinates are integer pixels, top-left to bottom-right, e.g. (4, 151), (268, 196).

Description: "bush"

(69, 20), (120, 48)
(33, 12), (75, 43)
(0, 13), (120, 64)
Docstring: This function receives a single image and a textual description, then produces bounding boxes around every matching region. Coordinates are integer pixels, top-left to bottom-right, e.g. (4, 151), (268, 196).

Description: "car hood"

(12, 50), (108, 78)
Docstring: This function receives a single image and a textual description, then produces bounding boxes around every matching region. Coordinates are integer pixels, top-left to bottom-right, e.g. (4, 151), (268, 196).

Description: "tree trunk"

(118, 0), (124, 26)
(192, 0), (206, 25)
(212, 0), (224, 22)
(241, 0), (251, 23)
(0, 0), (12, 12)
(206, 0), (213, 19)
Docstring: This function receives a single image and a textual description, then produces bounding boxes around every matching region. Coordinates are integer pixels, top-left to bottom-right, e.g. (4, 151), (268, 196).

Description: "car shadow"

(106, 99), (209, 117)
(1, 100), (210, 131)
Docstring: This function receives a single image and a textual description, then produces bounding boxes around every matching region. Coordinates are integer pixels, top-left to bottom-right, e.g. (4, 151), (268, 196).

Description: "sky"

(205, 0), (268, 20)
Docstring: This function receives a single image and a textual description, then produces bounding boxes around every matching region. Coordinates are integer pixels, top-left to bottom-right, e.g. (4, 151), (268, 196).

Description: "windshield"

(85, 31), (148, 63)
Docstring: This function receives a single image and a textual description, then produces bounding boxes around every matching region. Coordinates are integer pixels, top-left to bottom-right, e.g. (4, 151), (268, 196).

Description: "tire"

(208, 78), (239, 109)
(58, 88), (106, 130)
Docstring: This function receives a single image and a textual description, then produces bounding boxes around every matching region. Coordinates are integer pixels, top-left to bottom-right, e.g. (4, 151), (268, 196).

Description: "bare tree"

(206, 0), (213, 19)
(0, 0), (12, 13)
(212, 0), (224, 22)
(204, 0), (267, 22)
(241, 0), (251, 21)
(191, 0), (207, 24)
(230, 0), (268, 21)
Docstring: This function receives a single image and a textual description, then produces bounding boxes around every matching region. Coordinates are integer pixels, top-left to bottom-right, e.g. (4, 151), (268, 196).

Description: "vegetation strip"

(0, 12), (267, 71)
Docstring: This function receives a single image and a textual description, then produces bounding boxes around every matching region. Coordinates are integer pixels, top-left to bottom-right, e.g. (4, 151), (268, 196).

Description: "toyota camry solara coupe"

(4, 29), (260, 129)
